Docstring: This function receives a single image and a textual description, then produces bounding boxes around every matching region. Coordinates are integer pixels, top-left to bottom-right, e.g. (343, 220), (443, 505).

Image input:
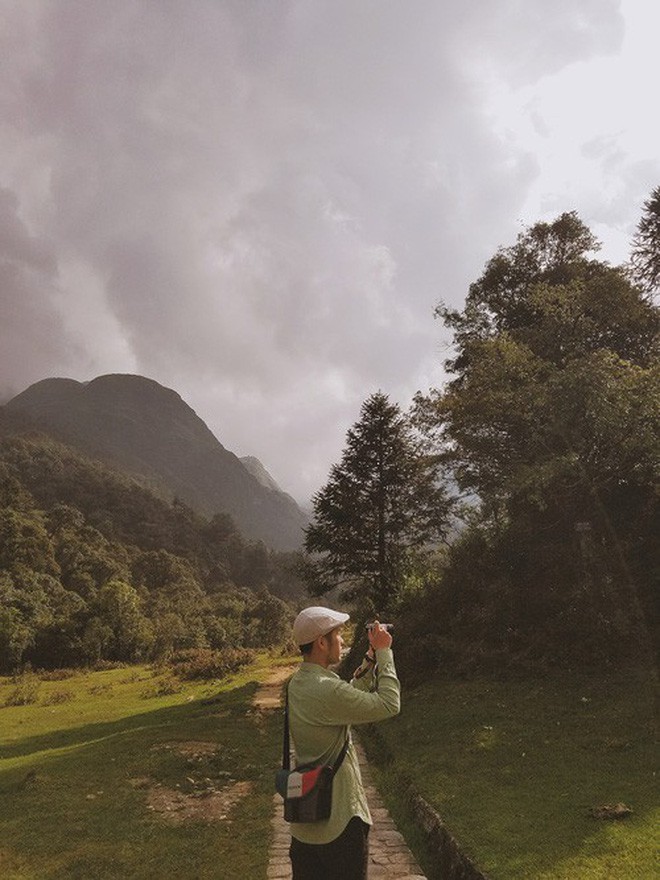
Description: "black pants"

(289, 816), (370, 880)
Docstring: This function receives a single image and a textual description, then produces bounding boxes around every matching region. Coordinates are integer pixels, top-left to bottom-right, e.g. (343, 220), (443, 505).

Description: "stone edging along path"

(254, 666), (426, 880)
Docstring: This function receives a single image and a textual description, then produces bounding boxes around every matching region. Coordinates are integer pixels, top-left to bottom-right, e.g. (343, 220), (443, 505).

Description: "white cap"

(292, 606), (350, 645)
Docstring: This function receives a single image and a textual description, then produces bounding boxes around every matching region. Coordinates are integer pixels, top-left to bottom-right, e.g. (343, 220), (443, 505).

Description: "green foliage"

(96, 579), (154, 662)
(0, 604), (35, 670)
(304, 392), (453, 613)
(412, 211), (659, 669)
(241, 589), (292, 648)
(630, 184), (660, 293)
(4, 671), (41, 707)
(140, 673), (183, 698)
(394, 518), (648, 682)
(41, 688), (74, 705)
(0, 433), (298, 671)
(37, 667), (77, 681)
(164, 646), (254, 680)
(437, 211), (657, 374)
(0, 508), (58, 575)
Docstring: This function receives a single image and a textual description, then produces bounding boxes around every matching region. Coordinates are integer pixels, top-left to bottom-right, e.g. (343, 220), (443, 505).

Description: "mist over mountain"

(4, 374), (309, 550)
(240, 456), (284, 494)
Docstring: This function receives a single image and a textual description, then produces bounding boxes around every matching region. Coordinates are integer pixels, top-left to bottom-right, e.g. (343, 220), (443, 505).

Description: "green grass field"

(0, 658), (286, 880)
(361, 667), (658, 880)
(2, 658), (657, 879)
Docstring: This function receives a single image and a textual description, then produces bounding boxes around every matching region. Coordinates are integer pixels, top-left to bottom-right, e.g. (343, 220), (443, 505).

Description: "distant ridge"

(4, 374), (309, 550)
(240, 456), (284, 494)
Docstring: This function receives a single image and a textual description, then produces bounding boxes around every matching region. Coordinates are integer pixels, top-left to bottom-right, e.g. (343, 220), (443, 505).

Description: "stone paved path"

(255, 668), (426, 880)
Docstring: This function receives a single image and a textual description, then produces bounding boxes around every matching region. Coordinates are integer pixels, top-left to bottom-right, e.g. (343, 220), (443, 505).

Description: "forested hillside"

(0, 431), (303, 672)
(4, 374), (309, 551)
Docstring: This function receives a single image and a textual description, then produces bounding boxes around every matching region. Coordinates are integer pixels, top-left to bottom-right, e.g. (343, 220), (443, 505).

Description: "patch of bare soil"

(144, 779), (253, 825)
(151, 740), (219, 758)
(134, 740), (252, 824)
(589, 802), (633, 820)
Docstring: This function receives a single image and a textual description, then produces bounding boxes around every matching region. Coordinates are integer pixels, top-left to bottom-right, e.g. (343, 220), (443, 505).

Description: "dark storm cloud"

(0, 0), (627, 499)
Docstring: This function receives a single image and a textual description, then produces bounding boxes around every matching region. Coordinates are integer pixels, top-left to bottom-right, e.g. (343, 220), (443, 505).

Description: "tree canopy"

(417, 212), (659, 505)
(0, 432), (299, 671)
(407, 208), (659, 671)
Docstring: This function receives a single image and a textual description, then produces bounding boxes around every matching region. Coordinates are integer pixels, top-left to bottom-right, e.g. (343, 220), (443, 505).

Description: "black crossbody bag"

(275, 684), (350, 823)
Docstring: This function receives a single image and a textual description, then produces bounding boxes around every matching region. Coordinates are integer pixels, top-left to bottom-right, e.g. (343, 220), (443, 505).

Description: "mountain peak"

(240, 456), (283, 493)
(5, 374), (308, 550)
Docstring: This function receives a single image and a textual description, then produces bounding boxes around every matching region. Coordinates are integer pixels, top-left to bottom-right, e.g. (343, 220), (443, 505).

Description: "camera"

(364, 622), (394, 632)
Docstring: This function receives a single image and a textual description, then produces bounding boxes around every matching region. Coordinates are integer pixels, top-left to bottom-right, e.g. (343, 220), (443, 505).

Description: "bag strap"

(283, 682), (291, 770)
(332, 731), (350, 775)
(283, 681), (350, 775)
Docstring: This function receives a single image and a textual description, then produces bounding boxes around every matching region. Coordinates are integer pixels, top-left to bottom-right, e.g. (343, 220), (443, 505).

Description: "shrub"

(166, 647), (254, 681)
(38, 668), (77, 681)
(88, 683), (113, 696)
(141, 674), (182, 698)
(92, 660), (126, 671)
(4, 672), (41, 706)
(42, 689), (74, 705)
(120, 670), (144, 684)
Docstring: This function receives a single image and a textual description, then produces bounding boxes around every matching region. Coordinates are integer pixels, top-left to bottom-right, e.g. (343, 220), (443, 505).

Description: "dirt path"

(256, 668), (426, 880)
(252, 665), (298, 712)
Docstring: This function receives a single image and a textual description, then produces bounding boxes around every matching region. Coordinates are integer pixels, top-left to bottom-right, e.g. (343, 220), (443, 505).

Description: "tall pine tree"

(303, 392), (451, 613)
(630, 184), (660, 294)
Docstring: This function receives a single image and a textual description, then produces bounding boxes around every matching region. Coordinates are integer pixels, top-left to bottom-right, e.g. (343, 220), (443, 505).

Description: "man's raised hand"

(368, 620), (392, 651)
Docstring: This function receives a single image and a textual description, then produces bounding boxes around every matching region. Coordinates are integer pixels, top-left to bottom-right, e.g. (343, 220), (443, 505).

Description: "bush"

(88, 683), (113, 696)
(42, 689), (74, 705)
(92, 660), (126, 671)
(120, 670), (145, 684)
(4, 672), (41, 706)
(166, 647), (254, 681)
(38, 668), (77, 681)
(141, 674), (182, 698)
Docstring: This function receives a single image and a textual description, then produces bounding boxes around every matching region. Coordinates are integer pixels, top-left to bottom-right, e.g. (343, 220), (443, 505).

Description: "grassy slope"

(361, 668), (657, 880)
(0, 658), (287, 880)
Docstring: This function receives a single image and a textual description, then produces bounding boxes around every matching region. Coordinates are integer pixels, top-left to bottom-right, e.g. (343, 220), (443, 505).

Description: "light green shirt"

(287, 647), (400, 844)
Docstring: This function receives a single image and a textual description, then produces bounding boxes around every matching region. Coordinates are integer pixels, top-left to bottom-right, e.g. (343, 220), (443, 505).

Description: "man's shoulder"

(290, 665), (342, 697)
(292, 662), (340, 679)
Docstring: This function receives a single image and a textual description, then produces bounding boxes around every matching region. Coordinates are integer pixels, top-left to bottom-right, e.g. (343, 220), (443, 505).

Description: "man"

(286, 605), (400, 879)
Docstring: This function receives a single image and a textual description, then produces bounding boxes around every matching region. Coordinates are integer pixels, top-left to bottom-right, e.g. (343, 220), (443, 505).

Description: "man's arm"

(319, 623), (400, 725)
(351, 647), (377, 691)
(320, 648), (400, 724)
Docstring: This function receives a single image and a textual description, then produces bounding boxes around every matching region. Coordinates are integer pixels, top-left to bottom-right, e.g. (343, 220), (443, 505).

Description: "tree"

(243, 589), (292, 647)
(0, 432), (300, 668)
(0, 508), (59, 576)
(418, 213), (659, 505)
(303, 392), (452, 613)
(630, 185), (660, 294)
(437, 212), (657, 375)
(413, 212), (659, 665)
(96, 579), (153, 661)
(0, 601), (34, 672)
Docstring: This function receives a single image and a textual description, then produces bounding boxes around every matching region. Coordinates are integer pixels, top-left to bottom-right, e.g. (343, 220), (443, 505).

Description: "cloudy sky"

(1, 0), (658, 504)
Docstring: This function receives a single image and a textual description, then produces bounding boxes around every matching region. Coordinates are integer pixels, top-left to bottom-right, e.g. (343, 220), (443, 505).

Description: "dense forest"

(398, 210), (659, 674)
(0, 430), (302, 672)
